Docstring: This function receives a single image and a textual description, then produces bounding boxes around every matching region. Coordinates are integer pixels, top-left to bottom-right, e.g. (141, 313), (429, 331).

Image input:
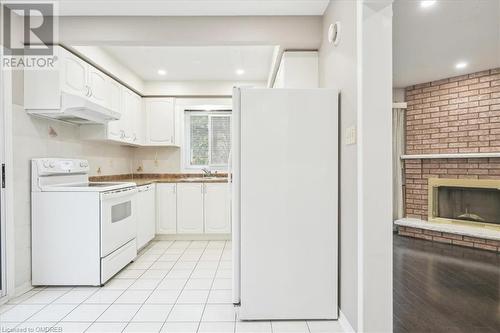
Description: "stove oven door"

(100, 187), (138, 257)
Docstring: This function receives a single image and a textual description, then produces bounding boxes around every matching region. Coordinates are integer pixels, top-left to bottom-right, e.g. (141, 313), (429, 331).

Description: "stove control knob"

(49, 162), (55, 168)
(42, 160), (50, 168)
(80, 162), (88, 168)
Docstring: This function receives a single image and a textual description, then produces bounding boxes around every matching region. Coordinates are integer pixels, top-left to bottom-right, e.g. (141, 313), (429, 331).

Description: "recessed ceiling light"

(157, 69), (167, 76)
(420, 0), (436, 8)
(236, 69), (245, 76)
(455, 62), (468, 70)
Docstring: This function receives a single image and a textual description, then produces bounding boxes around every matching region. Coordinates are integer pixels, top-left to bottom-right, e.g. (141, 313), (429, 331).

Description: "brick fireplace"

(397, 68), (500, 252)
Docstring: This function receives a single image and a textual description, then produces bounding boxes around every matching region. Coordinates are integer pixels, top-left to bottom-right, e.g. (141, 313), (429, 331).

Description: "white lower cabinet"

(156, 183), (177, 234)
(176, 183), (204, 234)
(155, 182), (230, 235)
(204, 183), (231, 233)
(136, 184), (156, 249)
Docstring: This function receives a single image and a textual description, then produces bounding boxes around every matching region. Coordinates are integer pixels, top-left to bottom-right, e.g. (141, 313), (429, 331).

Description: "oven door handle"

(101, 188), (138, 200)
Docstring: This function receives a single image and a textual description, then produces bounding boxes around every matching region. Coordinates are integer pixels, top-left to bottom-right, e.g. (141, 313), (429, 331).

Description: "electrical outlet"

(345, 126), (356, 145)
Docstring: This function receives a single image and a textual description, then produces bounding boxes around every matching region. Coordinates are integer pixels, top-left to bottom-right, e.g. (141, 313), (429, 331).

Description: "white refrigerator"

(232, 87), (339, 320)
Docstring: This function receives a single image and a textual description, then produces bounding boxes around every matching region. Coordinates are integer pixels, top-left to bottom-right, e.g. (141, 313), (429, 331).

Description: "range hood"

(26, 92), (121, 125)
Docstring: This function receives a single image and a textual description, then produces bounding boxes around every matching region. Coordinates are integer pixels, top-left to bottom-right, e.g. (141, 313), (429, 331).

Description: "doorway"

(0, 51), (8, 300)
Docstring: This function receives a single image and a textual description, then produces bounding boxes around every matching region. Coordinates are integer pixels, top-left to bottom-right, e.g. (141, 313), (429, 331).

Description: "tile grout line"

(158, 240), (212, 333)
(14, 286), (78, 329)
(2, 240), (238, 333)
(118, 239), (178, 333)
(114, 239), (178, 333)
(196, 241), (230, 333)
(57, 239), (173, 332)
(305, 320), (312, 333)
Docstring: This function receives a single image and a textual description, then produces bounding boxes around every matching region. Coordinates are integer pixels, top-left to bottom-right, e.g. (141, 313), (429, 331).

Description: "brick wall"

(405, 68), (500, 155)
(404, 157), (500, 220)
(403, 68), (500, 221)
(398, 226), (500, 252)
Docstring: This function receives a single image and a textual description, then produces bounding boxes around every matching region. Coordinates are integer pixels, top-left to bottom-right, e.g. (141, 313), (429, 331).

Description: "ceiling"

(52, 0), (329, 16)
(102, 45), (275, 81)
(393, 0), (500, 88)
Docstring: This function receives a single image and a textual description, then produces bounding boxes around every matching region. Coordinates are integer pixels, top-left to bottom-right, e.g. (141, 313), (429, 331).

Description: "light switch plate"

(345, 125), (356, 145)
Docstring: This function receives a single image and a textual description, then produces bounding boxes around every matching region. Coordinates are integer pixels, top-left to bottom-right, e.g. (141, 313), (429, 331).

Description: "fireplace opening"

(437, 186), (500, 226)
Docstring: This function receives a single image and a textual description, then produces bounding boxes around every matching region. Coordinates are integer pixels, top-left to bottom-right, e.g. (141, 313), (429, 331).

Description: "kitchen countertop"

(89, 173), (229, 186)
(123, 177), (228, 186)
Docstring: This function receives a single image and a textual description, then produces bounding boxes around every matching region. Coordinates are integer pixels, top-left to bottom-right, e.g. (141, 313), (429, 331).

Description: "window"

(185, 110), (231, 169)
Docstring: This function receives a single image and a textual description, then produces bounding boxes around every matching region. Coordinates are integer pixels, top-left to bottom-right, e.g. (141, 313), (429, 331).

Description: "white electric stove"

(31, 158), (138, 286)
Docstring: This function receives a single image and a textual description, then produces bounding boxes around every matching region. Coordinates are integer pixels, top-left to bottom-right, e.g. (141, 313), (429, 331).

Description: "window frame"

(184, 109), (232, 171)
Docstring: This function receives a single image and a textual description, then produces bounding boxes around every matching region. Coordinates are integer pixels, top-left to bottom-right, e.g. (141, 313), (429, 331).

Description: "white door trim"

(0, 49), (16, 302)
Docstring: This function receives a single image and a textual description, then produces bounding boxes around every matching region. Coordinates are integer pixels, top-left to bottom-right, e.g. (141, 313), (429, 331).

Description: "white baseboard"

(339, 309), (355, 332)
(14, 281), (33, 298)
(154, 234), (231, 241)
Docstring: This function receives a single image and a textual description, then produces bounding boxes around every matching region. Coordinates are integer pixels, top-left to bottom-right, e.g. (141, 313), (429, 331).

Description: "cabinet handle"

(171, 135), (174, 143)
(88, 86), (93, 97)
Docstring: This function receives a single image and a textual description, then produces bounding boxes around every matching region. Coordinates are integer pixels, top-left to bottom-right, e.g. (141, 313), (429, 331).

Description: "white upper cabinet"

(177, 183), (204, 234)
(52, 46), (110, 108)
(144, 98), (177, 146)
(27, 46), (183, 148)
(121, 87), (134, 142)
(25, 46), (114, 111)
(133, 93), (144, 144)
(80, 85), (143, 146)
(204, 183), (231, 234)
(107, 79), (123, 140)
(60, 49), (87, 98)
(87, 65), (109, 108)
(120, 87), (143, 145)
(273, 51), (319, 88)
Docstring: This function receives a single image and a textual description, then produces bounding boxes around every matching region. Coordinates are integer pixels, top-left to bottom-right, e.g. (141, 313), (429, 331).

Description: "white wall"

(358, 1), (393, 331)
(393, 88), (405, 102)
(143, 81), (265, 96)
(320, 1), (393, 331)
(319, 0), (359, 329)
(59, 16), (322, 49)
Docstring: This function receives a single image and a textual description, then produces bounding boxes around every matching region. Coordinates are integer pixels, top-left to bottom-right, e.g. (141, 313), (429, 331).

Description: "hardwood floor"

(393, 234), (500, 333)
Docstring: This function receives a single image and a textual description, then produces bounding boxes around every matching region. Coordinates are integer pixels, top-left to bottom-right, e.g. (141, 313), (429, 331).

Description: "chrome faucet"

(202, 168), (213, 177)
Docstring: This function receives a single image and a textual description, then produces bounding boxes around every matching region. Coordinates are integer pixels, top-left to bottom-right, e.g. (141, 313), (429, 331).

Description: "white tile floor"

(0, 240), (344, 333)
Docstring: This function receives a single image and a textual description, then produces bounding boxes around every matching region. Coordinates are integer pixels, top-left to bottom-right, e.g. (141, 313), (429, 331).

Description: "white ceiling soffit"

(52, 0), (330, 16)
(393, 0), (500, 88)
(101, 45), (276, 81)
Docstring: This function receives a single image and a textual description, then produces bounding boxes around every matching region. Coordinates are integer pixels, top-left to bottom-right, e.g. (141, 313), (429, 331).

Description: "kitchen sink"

(183, 177), (227, 182)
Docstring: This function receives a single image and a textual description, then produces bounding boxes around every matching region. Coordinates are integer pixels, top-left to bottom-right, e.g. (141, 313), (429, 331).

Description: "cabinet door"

(87, 65), (109, 108)
(60, 48), (87, 97)
(136, 185), (155, 249)
(156, 184), (177, 234)
(132, 93), (143, 144)
(177, 183), (204, 234)
(121, 88), (134, 142)
(204, 183), (231, 234)
(107, 79), (122, 140)
(145, 186), (156, 241)
(145, 98), (175, 145)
